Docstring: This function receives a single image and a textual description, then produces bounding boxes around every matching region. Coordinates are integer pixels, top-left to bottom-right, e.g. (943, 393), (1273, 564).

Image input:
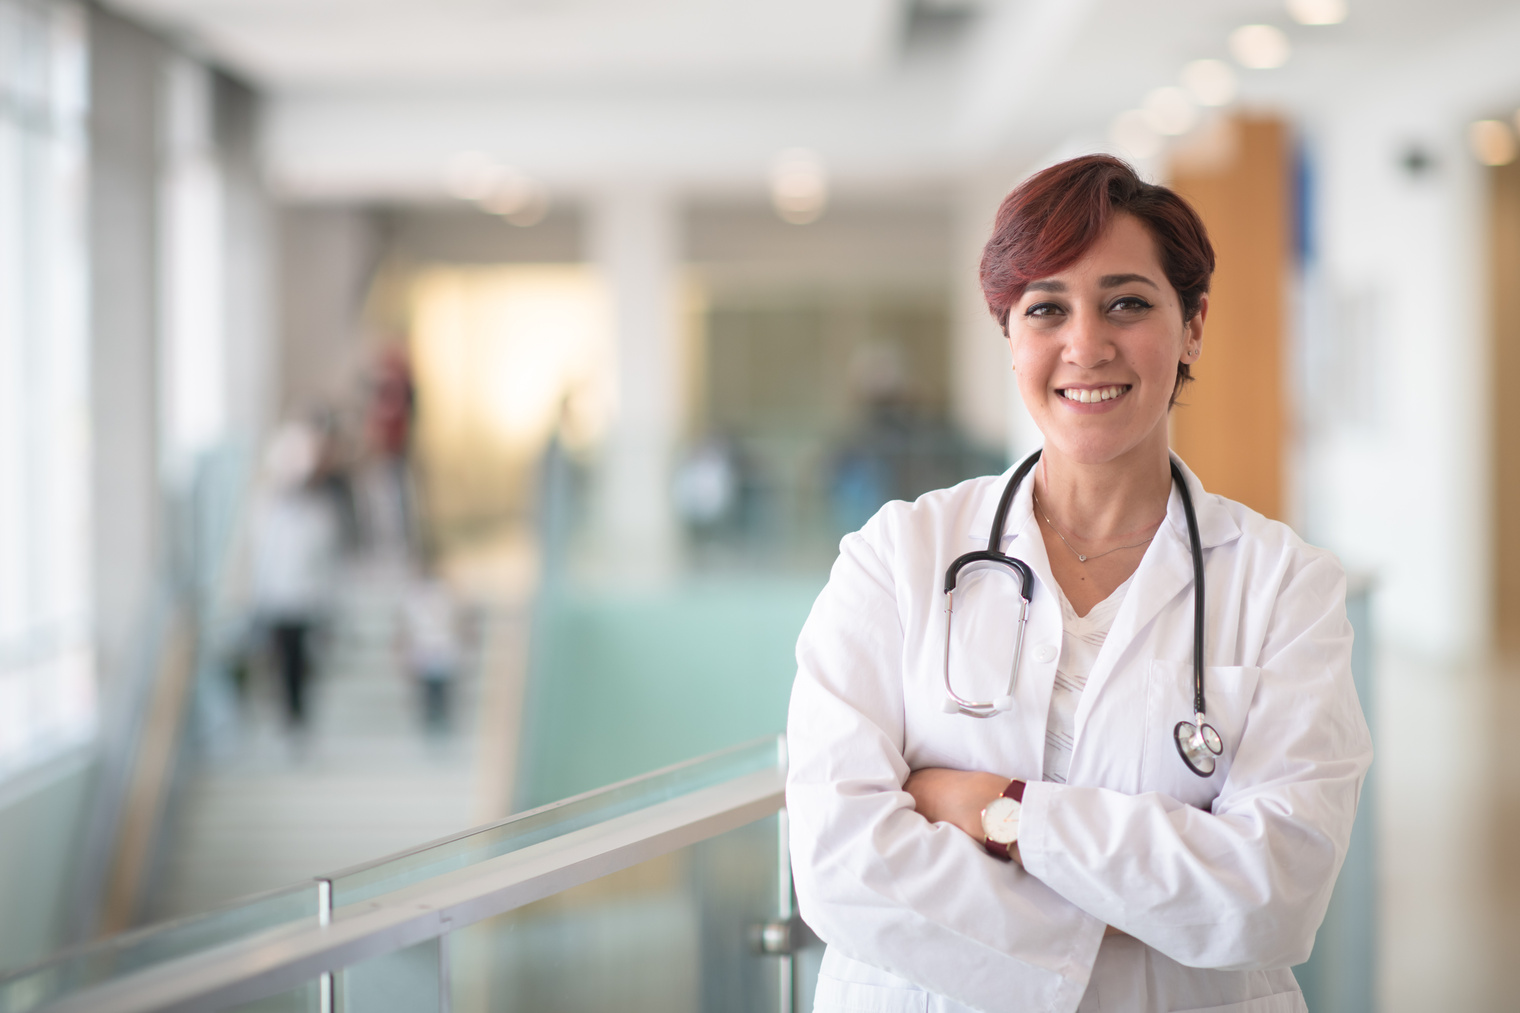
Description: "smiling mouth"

(1059, 384), (1131, 404)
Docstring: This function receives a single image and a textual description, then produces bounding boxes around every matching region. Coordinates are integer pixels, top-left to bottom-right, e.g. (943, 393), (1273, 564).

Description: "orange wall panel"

(1489, 159), (1520, 648)
(1167, 117), (1290, 521)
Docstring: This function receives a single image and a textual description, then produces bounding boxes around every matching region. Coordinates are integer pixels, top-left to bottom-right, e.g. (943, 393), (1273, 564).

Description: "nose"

(1061, 307), (1116, 370)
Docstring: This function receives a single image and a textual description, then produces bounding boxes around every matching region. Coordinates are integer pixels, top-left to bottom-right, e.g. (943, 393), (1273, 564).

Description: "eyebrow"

(1098, 273), (1160, 289)
(1024, 273), (1161, 295)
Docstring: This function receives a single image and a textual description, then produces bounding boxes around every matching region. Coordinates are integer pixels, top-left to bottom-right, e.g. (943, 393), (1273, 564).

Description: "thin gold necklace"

(1033, 491), (1163, 564)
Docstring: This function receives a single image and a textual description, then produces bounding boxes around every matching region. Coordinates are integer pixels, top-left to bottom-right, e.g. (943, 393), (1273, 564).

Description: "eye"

(1024, 301), (1064, 319)
(1109, 295), (1153, 314)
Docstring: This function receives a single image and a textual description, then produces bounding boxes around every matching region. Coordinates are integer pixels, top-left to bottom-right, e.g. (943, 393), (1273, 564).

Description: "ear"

(1182, 293), (1207, 364)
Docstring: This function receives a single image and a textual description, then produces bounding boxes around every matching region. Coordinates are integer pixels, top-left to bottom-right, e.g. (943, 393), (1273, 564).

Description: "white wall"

(1301, 5), (1520, 659)
(277, 205), (384, 418)
(949, 171), (1038, 462)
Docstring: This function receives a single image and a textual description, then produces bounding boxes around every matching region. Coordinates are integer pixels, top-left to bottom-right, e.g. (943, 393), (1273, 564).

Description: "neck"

(1033, 434), (1172, 543)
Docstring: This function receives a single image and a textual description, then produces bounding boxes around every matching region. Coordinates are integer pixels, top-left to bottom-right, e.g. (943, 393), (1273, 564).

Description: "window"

(0, 0), (94, 781)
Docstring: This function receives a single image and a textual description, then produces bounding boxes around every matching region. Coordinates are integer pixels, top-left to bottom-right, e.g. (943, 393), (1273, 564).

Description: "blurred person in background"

(310, 403), (363, 554)
(786, 156), (1372, 1013)
(673, 433), (761, 557)
(829, 342), (1003, 536)
(363, 344), (419, 562)
(250, 421), (342, 731)
(398, 558), (464, 734)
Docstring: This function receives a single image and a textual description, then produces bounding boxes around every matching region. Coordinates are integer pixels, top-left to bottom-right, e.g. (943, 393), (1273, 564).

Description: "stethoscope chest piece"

(1174, 715), (1224, 777)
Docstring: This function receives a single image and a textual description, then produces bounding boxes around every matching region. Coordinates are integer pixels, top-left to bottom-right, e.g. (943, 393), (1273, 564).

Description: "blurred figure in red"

(363, 345), (419, 561)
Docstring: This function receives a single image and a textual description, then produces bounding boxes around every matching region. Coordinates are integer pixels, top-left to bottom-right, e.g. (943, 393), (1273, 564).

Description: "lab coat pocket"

(813, 973), (930, 1013)
(1140, 661), (1261, 807)
(1172, 989), (1306, 1013)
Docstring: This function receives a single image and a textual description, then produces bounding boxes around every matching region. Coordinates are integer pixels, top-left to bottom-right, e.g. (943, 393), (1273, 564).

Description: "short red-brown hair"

(980, 155), (1215, 398)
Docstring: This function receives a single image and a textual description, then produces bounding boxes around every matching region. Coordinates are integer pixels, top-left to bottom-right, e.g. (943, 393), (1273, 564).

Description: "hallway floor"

(1378, 651), (1520, 1012)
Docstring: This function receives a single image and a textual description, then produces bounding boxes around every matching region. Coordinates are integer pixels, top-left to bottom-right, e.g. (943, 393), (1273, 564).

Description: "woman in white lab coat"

(785, 155), (1372, 1013)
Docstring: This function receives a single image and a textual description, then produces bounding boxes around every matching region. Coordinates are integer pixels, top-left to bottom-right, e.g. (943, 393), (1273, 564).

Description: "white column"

(587, 187), (682, 581)
(158, 56), (226, 481)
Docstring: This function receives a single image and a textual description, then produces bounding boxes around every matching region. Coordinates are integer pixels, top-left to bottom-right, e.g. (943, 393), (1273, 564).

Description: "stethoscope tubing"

(939, 452), (1041, 715)
(941, 450), (1220, 777)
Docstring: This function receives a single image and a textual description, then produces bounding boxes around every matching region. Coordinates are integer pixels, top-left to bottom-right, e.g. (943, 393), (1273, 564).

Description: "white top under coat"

(1044, 576), (1132, 787)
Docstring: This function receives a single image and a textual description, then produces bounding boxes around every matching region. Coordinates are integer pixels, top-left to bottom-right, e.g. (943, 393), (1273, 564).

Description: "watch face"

(981, 796), (1021, 845)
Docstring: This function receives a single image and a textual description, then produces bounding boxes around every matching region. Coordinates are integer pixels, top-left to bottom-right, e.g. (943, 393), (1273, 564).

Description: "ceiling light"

(480, 169), (550, 227)
(1143, 86), (1199, 136)
(445, 151), (501, 201)
(1469, 120), (1517, 167)
(1181, 59), (1238, 107)
(770, 148), (828, 225)
(1228, 25), (1291, 69)
(1109, 110), (1163, 160)
(1286, 0), (1347, 25)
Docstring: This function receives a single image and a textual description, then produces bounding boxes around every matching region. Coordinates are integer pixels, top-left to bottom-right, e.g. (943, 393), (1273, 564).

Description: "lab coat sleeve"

(786, 521), (1105, 1013)
(1017, 553), (1372, 970)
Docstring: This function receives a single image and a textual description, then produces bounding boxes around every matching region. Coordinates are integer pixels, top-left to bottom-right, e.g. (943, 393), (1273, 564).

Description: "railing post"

(318, 878), (334, 1013)
(776, 808), (794, 1013)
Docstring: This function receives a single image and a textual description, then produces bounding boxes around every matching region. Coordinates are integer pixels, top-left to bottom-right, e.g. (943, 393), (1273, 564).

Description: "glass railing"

(0, 736), (800, 1013)
(0, 883), (321, 1013)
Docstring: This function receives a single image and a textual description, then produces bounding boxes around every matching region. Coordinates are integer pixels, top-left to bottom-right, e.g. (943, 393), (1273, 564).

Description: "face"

(1006, 213), (1205, 466)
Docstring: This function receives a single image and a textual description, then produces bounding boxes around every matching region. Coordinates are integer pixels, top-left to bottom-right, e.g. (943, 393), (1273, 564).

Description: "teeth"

(1061, 385), (1127, 403)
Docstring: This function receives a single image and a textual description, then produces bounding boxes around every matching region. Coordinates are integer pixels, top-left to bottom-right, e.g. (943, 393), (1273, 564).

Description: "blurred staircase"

(148, 573), (489, 921)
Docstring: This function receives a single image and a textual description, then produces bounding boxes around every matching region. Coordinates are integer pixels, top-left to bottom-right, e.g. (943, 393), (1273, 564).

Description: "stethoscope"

(939, 449), (1224, 778)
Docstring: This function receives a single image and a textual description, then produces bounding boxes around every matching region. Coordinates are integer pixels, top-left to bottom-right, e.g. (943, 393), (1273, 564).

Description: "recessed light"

(1286, 0), (1347, 26)
(1180, 59), (1238, 107)
(1110, 111), (1163, 159)
(1143, 87), (1199, 136)
(1229, 25), (1291, 69)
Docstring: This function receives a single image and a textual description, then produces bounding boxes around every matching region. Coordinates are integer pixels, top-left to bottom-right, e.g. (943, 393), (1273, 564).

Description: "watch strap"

(982, 779), (1025, 859)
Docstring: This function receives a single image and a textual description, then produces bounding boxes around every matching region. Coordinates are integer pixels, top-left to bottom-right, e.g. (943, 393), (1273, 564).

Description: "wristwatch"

(981, 778), (1026, 860)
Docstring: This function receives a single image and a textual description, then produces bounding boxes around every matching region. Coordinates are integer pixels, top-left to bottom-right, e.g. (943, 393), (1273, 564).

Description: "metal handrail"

(6, 736), (787, 1013)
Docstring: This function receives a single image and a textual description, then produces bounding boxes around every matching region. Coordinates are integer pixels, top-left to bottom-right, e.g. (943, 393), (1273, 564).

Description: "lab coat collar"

(1164, 456), (1240, 552)
(967, 451), (1240, 554)
(963, 451), (1243, 772)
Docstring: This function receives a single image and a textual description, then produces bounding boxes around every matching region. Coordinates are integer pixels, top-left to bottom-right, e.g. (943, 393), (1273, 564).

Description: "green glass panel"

(220, 978), (321, 1013)
(448, 813), (785, 1013)
(328, 736), (783, 909)
(516, 579), (820, 809)
(337, 940), (442, 1013)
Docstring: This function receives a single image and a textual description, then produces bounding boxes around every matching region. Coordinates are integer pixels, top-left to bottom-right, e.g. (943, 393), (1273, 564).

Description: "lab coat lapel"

(1068, 456), (1241, 772)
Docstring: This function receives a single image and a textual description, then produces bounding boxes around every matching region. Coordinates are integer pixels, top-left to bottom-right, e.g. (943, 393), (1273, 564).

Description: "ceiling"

(106, 0), (910, 88)
(103, 0), (1520, 200)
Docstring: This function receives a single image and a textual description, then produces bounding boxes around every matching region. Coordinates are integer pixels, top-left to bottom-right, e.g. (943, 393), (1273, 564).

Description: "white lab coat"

(786, 456), (1372, 1013)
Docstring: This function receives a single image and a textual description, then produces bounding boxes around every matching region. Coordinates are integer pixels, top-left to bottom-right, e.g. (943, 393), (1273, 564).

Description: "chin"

(1039, 423), (1161, 466)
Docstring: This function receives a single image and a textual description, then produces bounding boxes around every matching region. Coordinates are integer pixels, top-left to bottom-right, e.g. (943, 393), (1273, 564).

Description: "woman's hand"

(903, 767), (1012, 844)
